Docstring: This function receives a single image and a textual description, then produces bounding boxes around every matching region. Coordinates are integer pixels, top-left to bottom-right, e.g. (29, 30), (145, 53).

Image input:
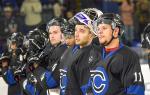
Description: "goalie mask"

(81, 8), (103, 22)
(71, 8), (103, 35)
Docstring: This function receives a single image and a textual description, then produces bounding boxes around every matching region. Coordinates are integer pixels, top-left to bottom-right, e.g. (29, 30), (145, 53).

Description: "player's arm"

(122, 53), (145, 95)
(34, 65), (59, 89)
(22, 75), (41, 95)
(1, 60), (17, 85)
(2, 67), (17, 85)
(43, 69), (59, 88)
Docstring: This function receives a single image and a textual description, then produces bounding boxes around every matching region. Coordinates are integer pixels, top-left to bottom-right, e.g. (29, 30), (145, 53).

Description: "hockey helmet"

(143, 23), (150, 41)
(72, 8), (103, 35)
(0, 51), (10, 62)
(94, 13), (125, 36)
(7, 32), (24, 48)
(46, 17), (68, 33)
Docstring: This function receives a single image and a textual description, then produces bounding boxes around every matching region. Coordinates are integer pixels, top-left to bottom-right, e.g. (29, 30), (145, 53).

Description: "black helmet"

(143, 23), (150, 40)
(142, 23), (150, 48)
(63, 22), (75, 39)
(24, 24), (49, 62)
(63, 21), (75, 35)
(27, 28), (48, 53)
(94, 13), (125, 36)
(37, 23), (48, 39)
(27, 24), (48, 40)
(7, 32), (24, 48)
(0, 51), (10, 61)
(46, 17), (68, 33)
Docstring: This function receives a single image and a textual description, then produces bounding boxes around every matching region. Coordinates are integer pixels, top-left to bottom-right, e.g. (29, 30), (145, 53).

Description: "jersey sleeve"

(44, 70), (59, 88)
(2, 67), (17, 85)
(122, 53), (145, 95)
(22, 79), (40, 95)
(35, 66), (59, 89)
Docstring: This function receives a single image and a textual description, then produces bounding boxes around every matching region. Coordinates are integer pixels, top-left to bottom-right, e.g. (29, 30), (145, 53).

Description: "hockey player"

(142, 23), (150, 49)
(23, 9), (102, 95)
(58, 19), (80, 94)
(46, 17), (68, 71)
(60, 8), (103, 95)
(142, 23), (150, 67)
(0, 51), (22, 95)
(22, 25), (50, 95)
(0, 32), (25, 95)
(22, 18), (68, 95)
(7, 32), (25, 69)
(43, 17), (68, 91)
(63, 22), (76, 47)
(44, 18), (77, 95)
(89, 13), (145, 95)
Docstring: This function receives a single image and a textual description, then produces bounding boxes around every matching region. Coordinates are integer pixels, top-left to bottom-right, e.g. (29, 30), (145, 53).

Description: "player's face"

(64, 35), (75, 47)
(1, 59), (9, 68)
(97, 24), (113, 45)
(75, 25), (92, 47)
(10, 42), (17, 50)
(48, 26), (62, 46)
(4, 11), (12, 18)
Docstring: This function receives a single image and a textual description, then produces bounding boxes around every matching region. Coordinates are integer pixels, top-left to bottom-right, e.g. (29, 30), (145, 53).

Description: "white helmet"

(71, 8), (103, 35)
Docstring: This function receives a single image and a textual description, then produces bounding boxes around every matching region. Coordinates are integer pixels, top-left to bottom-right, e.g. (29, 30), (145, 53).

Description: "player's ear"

(113, 27), (119, 38)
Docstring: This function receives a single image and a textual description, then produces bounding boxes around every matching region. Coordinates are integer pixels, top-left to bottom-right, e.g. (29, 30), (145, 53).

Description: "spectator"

(53, 2), (63, 17)
(120, 0), (134, 45)
(2, 0), (18, 12)
(41, 0), (54, 23)
(65, 10), (74, 20)
(20, 0), (42, 33)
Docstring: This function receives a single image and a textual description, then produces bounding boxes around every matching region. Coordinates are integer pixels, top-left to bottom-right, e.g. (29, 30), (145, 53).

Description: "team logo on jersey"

(88, 55), (94, 64)
(90, 67), (109, 95)
(60, 68), (68, 94)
